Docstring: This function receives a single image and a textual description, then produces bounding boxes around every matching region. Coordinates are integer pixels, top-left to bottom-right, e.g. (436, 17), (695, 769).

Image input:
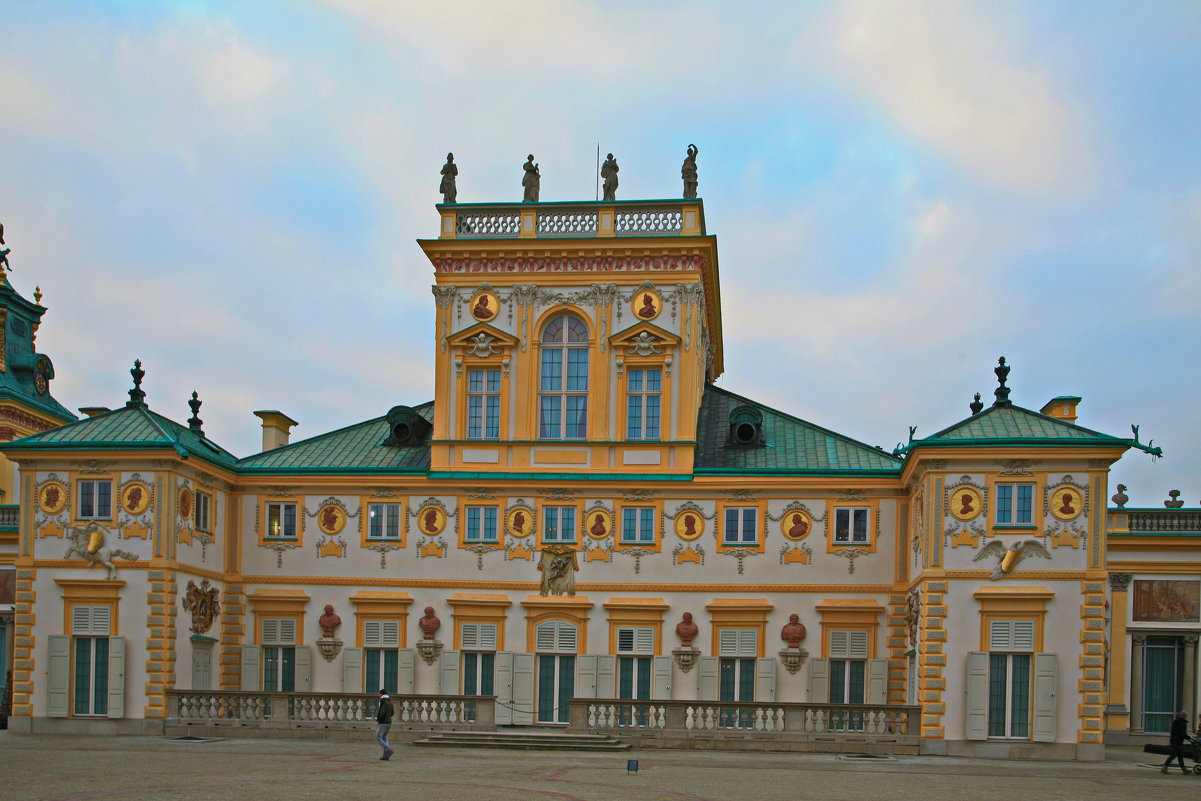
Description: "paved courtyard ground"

(0, 733), (1197, 801)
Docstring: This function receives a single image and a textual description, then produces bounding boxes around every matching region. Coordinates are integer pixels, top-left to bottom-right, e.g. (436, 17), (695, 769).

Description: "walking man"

(1162, 709), (1190, 774)
(376, 688), (394, 761)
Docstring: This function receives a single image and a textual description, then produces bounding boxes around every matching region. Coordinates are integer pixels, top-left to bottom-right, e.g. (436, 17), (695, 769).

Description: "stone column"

(1130, 634), (1146, 733)
(1184, 636), (1198, 720)
(1106, 573), (1133, 731)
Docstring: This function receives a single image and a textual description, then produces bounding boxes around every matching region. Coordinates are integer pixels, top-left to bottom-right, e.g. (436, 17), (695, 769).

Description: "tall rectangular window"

(542, 506), (577, 543)
(987, 653), (1031, 738)
(71, 605), (111, 717)
(367, 503), (401, 540)
(265, 502), (297, 540)
(995, 484), (1034, 526)
(467, 368), (501, 439)
(77, 480), (112, 520)
(465, 506), (499, 543)
(538, 314), (589, 440)
(262, 618), (296, 692)
(626, 369), (662, 440)
(834, 508), (870, 544)
(723, 507), (758, 545)
(194, 491), (212, 533)
(621, 507), (655, 544)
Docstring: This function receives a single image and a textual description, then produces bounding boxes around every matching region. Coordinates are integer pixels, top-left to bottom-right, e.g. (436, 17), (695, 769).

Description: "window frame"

(261, 500), (300, 543)
(618, 505), (657, 548)
(365, 501), (403, 543)
(463, 504), (500, 545)
(76, 479), (113, 521)
(832, 506), (870, 546)
(194, 490), (213, 534)
(994, 482), (1036, 528)
(536, 311), (591, 441)
(623, 366), (664, 441)
(465, 366), (503, 440)
(717, 504), (763, 551)
(538, 503), (580, 546)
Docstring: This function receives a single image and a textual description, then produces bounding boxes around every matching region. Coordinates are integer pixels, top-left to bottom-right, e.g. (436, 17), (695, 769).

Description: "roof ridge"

(236, 400), (434, 463)
(920, 403), (1122, 443)
(705, 384), (902, 463)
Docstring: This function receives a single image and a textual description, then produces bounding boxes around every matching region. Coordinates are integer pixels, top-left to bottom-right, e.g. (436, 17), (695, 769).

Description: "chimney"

(253, 410), (298, 451)
(1040, 396), (1082, 424)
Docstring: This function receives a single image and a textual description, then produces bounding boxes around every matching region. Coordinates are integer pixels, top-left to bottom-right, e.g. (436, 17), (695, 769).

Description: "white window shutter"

(261, 619), (279, 646)
(636, 628), (655, 655)
(698, 656), (719, 701)
(478, 624), (497, 650)
(1032, 652), (1058, 742)
(867, 659), (888, 705)
(240, 645), (260, 691)
(754, 657), (776, 702)
(829, 631), (848, 659)
(847, 631), (869, 660)
(342, 648), (363, 692)
(72, 606), (110, 636)
(494, 652), (514, 725)
(719, 629), (739, 657)
(364, 621), (381, 648)
(738, 630), (758, 658)
(278, 619), (296, 646)
(575, 654), (598, 699)
(807, 657), (830, 703)
(294, 646), (311, 692)
(536, 622), (557, 652)
(440, 650), (460, 695)
(378, 621), (400, 648)
(558, 622), (578, 653)
(106, 636), (125, 719)
(397, 648), (415, 694)
(511, 653), (535, 725)
(461, 624), (479, 650)
(596, 654), (616, 698)
(46, 635), (70, 718)
(651, 655), (672, 700)
(1013, 621), (1035, 652)
(989, 620), (1013, 651)
(617, 628), (635, 653)
(965, 651), (989, 740)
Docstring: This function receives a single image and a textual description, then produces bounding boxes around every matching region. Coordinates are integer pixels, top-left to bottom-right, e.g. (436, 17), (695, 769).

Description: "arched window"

(539, 313), (589, 439)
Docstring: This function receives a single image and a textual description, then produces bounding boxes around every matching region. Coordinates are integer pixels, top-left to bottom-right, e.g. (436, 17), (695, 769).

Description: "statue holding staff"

(681, 144), (699, 198)
(601, 153), (619, 201)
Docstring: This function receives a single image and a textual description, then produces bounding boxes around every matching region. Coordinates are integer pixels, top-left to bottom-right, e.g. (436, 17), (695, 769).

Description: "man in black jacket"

(376, 689), (394, 761)
(1162, 710), (1190, 774)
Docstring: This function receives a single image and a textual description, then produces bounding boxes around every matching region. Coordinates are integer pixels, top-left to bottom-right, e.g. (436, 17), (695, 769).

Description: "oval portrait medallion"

(178, 487), (194, 520)
(505, 505), (534, 538)
(630, 286), (662, 321)
(1049, 486), (1084, 522)
(949, 485), (983, 522)
(673, 509), (704, 541)
(121, 481), (152, 516)
(37, 480), (68, 515)
(416, 503), (447, 536)
(780, 509), (813, 541)
(317, 503), (347, 535)
(585, 508), (613, 540)
(469, 290), (500, 322)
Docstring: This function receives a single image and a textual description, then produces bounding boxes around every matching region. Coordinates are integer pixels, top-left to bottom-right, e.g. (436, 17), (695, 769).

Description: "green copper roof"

(236, 402), (433, 472)
(694, 385), (902, 474)
(0, 281), (74, 424)
(899, 403), (1153, 454)
(1, 403), (237, 466)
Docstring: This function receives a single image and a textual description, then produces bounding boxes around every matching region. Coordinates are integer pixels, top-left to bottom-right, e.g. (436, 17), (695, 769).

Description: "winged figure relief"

(973, 539), (1051, 581)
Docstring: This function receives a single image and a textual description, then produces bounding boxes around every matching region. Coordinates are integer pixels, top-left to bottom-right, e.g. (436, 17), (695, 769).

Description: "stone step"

(414, 731), (631, 751)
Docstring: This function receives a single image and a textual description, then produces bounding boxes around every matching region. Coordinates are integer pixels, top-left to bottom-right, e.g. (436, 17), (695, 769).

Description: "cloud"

(796, 1), (1091, 195)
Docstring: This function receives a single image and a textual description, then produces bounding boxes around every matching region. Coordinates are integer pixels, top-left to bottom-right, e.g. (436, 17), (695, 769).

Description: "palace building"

(0, 191), (1197, 759)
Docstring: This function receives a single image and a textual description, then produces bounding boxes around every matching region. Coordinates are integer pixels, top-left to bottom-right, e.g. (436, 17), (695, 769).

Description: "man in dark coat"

(1162, 709), (1191, 774)
(376, 689), (394, 761)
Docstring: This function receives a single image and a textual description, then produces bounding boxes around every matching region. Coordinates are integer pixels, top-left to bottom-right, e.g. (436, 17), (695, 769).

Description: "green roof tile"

(694, 385), (902, 474)
(912, 405), (1131, 447)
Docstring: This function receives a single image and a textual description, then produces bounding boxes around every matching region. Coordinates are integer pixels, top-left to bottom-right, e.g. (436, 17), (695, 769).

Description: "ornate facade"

(0, 196), (1196, 758)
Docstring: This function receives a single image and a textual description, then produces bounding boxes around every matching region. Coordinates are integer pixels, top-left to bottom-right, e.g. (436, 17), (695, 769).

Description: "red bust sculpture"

(781, 613), (807, 648)
(418, 606), (441, 640)
(319, 604), (341, 639)
(676, 612), (698, 648)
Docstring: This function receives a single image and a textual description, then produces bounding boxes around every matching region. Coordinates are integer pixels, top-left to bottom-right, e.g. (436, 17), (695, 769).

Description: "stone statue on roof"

(522, 155), (540, 203)
(681, 144), (698, 198)
(439, 153), (458, 204)
(601, 153), (619, 201)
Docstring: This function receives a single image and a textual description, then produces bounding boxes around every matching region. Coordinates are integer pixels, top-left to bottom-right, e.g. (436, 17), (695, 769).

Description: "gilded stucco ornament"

(505, 503), (535, 538)
(63, 523), (137, 580)
(973, 539), (1051, 581)
(181, 579), (221, 635)
(538, 545), (578, 596)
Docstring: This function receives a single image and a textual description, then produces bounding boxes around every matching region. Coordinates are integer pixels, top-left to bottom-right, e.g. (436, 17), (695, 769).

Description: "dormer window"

(539, 313), (589, 439)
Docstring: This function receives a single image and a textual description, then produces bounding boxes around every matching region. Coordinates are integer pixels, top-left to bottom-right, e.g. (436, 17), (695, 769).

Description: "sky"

(1, 0), (1198, 507)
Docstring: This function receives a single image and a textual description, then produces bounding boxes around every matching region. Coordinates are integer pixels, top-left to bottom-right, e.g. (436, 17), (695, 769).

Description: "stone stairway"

(413, 729), (631, 751)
